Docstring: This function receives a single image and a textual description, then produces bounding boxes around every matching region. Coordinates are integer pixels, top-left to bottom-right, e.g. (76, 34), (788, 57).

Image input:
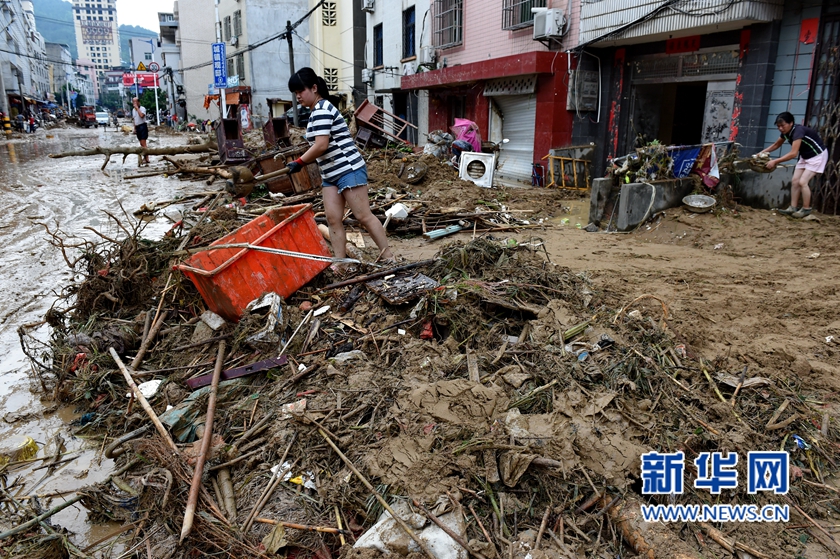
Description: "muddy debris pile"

(7, 173), (839, 559)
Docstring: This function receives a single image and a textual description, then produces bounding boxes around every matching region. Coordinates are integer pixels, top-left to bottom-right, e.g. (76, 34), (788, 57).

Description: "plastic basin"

(177, 204), (330, 321)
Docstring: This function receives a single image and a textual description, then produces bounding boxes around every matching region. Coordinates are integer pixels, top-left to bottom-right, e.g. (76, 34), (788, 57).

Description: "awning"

(23, 96), (37, 104)
(401, 51), (564, 90)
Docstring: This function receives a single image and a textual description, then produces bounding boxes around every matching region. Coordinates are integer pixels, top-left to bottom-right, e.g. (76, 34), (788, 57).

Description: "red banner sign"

(122, 73), (160, 87)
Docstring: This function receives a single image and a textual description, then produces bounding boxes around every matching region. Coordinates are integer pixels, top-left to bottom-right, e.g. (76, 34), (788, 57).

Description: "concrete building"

(45, 42), (74, 110)
(21, 1), (49, 100)
(362, 0), (429, 145)
(215, 0), (310, 125)
(72, 0), (121, 82)
(0, 0), (51, 115)
(158, 12), (182, 119)
(306, 0), (366, 110)
(74, 60), (96, 105)
(401, 0), (575, 183)
(175, 0), (216, 121)
(567, 0), (840, 214)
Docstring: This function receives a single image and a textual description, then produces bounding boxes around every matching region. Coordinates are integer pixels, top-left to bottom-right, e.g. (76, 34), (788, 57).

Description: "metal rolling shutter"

(492, 94), (536, 184)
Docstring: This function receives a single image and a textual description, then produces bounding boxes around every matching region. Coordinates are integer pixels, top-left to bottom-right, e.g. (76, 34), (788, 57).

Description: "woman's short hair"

(775, 111), (795, 125)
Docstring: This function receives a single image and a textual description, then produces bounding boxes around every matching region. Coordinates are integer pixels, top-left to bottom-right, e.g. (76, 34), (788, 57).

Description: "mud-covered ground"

(1, 127), (838, 556)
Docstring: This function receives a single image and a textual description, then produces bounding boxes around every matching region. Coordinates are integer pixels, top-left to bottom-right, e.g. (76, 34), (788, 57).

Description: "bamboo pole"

(110, 348), (178, 453)
(180, 340), (226, 543)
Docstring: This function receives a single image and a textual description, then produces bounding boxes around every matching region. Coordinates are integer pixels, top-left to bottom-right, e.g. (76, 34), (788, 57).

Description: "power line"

(179, 0), (326, 74)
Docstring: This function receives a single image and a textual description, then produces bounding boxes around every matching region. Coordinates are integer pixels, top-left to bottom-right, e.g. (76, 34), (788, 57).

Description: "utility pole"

(286, 20), (298, 127)
(215, 0), (227, 120)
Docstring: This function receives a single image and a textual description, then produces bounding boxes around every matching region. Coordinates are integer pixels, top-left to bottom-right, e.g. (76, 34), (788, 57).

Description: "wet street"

(0, 126), (204, 546)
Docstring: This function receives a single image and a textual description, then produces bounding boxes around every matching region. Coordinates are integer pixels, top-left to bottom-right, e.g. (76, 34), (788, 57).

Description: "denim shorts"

(322, 166), (368, 193)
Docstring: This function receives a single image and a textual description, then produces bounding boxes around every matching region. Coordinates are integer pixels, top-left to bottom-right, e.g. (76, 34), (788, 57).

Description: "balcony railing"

(579, 0), (783, 46)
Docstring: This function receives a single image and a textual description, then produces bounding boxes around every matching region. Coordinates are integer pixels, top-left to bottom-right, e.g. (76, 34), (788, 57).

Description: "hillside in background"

(32, 0), (158, 65)
(33, 0), (77, 58)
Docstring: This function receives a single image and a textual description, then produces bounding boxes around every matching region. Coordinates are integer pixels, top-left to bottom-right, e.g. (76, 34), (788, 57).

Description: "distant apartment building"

(72, 0), (121, 82)
(175, 0), (215, 121)
(215, 0), (310, 124)
(45, 43), (74, 108)
(158, 12), (182, 117)
(0, 0), (51, 114)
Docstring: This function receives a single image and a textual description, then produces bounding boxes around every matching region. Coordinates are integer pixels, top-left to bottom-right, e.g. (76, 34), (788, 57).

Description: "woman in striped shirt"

(287, 68), (394, 263)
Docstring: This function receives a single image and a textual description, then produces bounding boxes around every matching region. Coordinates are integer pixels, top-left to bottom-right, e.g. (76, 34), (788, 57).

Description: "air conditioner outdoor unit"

(362, 0), (374, 13)
(230, 36), (238, 46)
(419, 45), (436, 65)
(533, 8), (566, 40)
(361, 68), (372, 83)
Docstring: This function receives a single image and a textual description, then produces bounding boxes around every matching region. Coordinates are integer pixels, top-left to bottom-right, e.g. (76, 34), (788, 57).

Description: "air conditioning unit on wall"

(362, 0), (374, 13)
(533, 8), (566, 40)
(230, 36), (238, 46)
(419, 46), (436, 65)
(361, 68), (373, 83)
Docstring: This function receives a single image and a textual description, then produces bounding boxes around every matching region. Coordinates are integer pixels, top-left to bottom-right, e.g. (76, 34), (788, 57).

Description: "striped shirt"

(305, 99), (364, 182)
(781, 124), (826, 160)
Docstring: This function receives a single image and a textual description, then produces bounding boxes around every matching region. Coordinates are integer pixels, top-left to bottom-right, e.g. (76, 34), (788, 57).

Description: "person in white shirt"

(132, 97), (150, 165)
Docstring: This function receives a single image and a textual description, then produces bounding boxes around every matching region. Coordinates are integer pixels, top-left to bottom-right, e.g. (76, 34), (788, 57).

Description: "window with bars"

(223, 16), (231, 41)
(237, 54), (245, 81)
(233, 10), (242, 37)
(502, 0), (545, 30)
(433, 0), (463, 49)
(373, 23), (383, 67)
(403, 6), (416, 59)
(324, 68), (338, 91)
(226, 57), (234, 78)
(322, 2), (336, 26)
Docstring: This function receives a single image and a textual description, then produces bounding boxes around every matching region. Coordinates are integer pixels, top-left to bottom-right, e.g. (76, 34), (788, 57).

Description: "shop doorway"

(629, 82), (708, 148)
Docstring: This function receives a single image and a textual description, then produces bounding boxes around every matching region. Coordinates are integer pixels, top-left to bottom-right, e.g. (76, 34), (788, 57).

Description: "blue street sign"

(212, 42), (227, 89)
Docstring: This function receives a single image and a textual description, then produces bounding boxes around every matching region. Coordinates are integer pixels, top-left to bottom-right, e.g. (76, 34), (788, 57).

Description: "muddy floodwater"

(0, 127), (205, 547)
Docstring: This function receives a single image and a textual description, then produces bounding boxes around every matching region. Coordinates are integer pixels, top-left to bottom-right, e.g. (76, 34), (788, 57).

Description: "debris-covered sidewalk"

(3, 131), (840, 559)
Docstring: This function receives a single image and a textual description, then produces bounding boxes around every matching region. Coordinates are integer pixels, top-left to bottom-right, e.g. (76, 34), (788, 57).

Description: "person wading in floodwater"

(761, 111), (828, 219)
(132, 97), (151, 166)
(286, 67), (394, 269)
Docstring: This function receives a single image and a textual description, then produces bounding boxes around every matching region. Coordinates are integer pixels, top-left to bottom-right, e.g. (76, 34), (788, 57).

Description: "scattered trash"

(278, 399), (307, 420)
(366, 272), (440, 305)
(331, 350), (366, 363)
(126, 379), (162, 399)
(244, 292), (285, 346)
(808, 252), (820, 259)
(792, 434), (811, 450)
(714, 243), (724, 250)
(200, 310), (226, 331)
(354, 500), (467, 559)
(313, 305), (330, 317)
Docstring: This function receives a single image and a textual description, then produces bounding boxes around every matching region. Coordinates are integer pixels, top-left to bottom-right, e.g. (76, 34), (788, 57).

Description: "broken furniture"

(354, 127), (387, 150)
(263, 99), (291, 149)
(542, 154), (591, 190)
(254, 145), (321, 195)
(459, 152), (496, 188)
(354, 99), (418, 145)
(215, 118), (249, 165)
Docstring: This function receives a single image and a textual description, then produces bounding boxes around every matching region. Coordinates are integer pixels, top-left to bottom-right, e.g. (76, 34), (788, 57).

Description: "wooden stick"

(180, 341), (226, 543)
(730, 365), (747, 407)
(253, 518), (350, 535)
(242, 435), (297, 532)
(319, 429), (436, 559)
(412, 499), (489, 559)
(468, 504), (498, 559)
(334, 504), (346, 546)
(698, 522), (770, 559)
(784, 496), (840, 549)
(131, 275), (173, 370)
(534, 506), (551, 550)
(110, 348), (178, 453)
(0, 494), (84, 539)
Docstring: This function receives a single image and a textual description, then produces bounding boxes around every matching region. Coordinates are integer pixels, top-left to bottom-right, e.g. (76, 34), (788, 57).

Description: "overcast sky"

(115, 0), (176, 32)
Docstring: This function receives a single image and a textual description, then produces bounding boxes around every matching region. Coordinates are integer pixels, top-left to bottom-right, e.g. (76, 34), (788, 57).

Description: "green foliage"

(32, 0), (77, 58)
(75, 93), (86, 108)
(98, 91), (123, 111)
(138, 89), (167, 116)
